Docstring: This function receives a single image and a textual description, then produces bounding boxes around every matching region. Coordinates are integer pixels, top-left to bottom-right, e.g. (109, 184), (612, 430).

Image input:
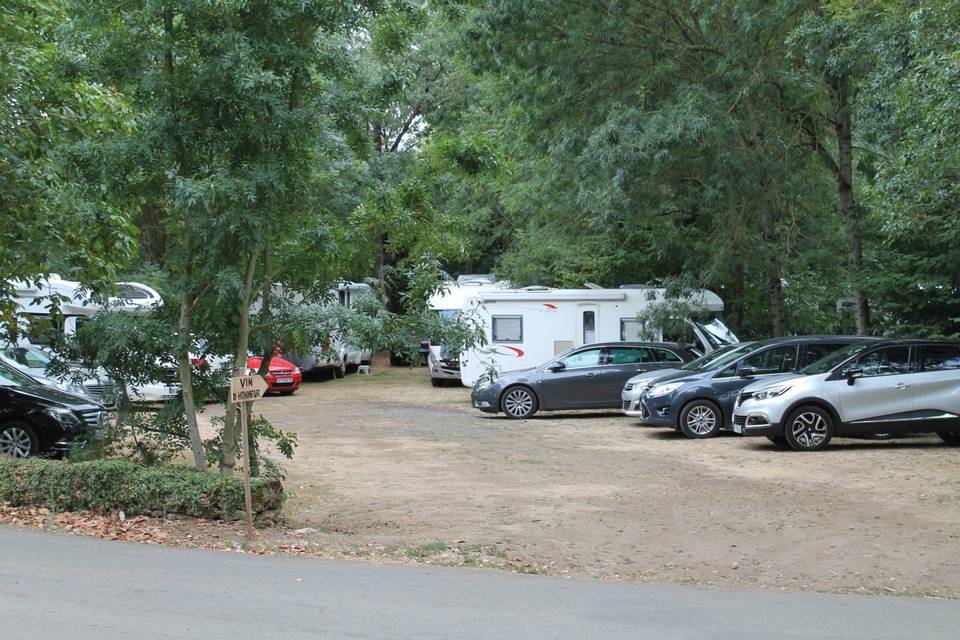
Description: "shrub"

(0, 458), (284, 520)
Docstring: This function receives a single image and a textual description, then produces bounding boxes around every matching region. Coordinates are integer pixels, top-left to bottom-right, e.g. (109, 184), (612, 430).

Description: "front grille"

(83, 383), (119, 406)
(273, 370), (294, 375)
(735, 391), (751, 408)
(733, 415), (747, 427)
(622, 400), (632, 411)
(78, 409), (109, 436)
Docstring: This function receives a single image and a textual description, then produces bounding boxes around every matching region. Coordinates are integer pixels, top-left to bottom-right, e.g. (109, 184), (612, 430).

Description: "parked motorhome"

(426, 277), (510, 386)
(10, 275), (177, 401)
(456, 285), (737, 387)
(281, 281), (374, 378)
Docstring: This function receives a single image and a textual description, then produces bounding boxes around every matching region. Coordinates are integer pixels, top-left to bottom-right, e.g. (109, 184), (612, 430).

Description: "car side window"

(605, 347), (649, 365)
(800, 343), (846, 368)
(740, 345), (798, 374)
(851, 347), (912, 377)
(560, 348), (602, 369)
(654, 349), (683, 363)
(921, 345), (960, 371)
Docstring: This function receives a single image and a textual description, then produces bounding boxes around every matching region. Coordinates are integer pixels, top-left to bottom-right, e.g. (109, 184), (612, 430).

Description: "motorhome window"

(619, 318), (644, 341)
(583, 311), (596, 343)
(654, 349), (684, 363)
(492, 316), (523, 343)
(114, 284), (152, 300)
(560, 348), (602, 369)
(605, 347), (651, 365)
(338, 290), (348, 306)
(740, 345), (798, 375)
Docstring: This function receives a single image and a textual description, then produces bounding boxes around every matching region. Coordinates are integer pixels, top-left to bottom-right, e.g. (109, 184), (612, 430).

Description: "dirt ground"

(230, 354), (960, 598)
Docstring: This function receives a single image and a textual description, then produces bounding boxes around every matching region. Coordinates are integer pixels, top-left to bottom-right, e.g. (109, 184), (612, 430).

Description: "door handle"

(635, 368), (647, 373)
(894, 383), (911, 389)
(586, 372), (604, 377)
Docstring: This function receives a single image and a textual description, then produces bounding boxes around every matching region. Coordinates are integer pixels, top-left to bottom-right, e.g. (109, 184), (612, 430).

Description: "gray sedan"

(471, 342), (696, 418)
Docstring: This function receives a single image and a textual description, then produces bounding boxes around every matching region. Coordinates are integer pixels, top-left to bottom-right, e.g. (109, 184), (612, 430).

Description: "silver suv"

(732, 340), (960, 451)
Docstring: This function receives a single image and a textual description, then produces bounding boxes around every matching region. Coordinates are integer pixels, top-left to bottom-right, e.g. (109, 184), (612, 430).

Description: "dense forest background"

(4, 0), (960, 342)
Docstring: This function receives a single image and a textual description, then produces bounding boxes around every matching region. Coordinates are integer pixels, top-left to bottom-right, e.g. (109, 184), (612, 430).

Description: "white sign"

(230, 375), (268, 404)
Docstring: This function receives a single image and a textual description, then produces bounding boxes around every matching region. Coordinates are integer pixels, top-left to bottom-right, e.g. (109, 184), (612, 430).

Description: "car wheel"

(0, 421), (38, 458)
(678, 400), (722, 439)
(766, 434), (788, 447)
(431, 378), (444, 387)
(501, 386), (538, 419)
(334, 361), (346, 379)
(938, 431), (960, 446)
(783, 406), (833, 451)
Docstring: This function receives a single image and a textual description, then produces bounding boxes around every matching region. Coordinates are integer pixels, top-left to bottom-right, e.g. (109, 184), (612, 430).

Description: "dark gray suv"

(471, 342), (696, 419)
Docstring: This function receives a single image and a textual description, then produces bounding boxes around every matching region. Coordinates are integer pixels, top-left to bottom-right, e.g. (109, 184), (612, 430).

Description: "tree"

(0, 0), (137, 331)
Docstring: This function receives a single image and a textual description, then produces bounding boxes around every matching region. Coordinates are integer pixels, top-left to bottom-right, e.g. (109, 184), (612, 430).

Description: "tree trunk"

(762, 202), (786, 337)
(729, 250), (745, 337)
(177, 292), (206, 471)
(830, 77), (870, 335)
(221, 252), (259, 476)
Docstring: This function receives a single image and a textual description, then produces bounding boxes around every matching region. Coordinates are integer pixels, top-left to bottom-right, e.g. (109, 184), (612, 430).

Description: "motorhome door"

(576, 305), (599, 346)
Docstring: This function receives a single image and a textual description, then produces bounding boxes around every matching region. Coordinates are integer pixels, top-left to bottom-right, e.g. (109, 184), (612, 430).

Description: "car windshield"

(0, 363), (38, 387)
(680, 343), (756, 372)
(800, 341), (876, 375)
(2, 345), (52, 369)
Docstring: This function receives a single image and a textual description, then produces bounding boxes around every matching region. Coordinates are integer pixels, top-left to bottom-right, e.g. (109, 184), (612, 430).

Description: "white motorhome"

(10, 275), (177, 401)
(281, 281), (374, 378)
(456, 285), (738, 387)
(425, 276), (511, 386)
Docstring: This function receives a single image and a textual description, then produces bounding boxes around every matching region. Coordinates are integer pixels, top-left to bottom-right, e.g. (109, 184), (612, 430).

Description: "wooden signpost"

(229, 374), (268, 538)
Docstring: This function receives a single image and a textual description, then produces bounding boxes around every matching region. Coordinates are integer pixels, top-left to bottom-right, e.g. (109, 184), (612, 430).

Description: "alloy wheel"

(791, 411), (828, 448)
(503, 389), (534, 418)
(685, 405), (717, 436)
(0, 426), (33, 458)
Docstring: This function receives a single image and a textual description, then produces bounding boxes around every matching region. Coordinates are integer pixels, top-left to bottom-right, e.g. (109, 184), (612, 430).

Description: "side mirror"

(738, 366), (758, 378)
(845, 367), (863, 385)
(548, 362), (566, 373)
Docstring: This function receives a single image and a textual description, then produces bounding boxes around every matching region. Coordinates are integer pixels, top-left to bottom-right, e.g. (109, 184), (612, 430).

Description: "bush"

(0, 458), (285, 521)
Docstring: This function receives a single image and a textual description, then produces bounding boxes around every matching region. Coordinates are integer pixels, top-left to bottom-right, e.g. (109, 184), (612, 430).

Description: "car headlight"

(646, 382), (684, 398)
(751, 385), (791, 401)
(45, 407), (83, 430)
(293, 367), (301, 375)
(474, 378), (493, 392)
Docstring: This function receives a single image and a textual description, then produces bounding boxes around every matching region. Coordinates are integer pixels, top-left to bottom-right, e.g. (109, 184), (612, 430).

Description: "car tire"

(280, 390), (296, 396)
(334, 361), (346, 379)
(766, 434), (788, 447)
(501, 386), (538, 419)
(678, 400), (722, 439)
(783, 405), (834, 451)
(938, 431), (960, 446)
(0, 421), (39, 458)
(431, 378), (444, 387)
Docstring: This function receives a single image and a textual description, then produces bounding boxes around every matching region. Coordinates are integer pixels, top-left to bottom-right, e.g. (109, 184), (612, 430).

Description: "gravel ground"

(246, 355), (960, 597)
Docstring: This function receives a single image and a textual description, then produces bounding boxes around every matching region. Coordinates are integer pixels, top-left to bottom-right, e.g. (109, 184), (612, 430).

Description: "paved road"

(2, 527), (958, 639)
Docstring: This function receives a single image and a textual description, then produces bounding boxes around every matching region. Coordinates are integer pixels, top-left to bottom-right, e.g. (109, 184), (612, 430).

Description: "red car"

(247, 355), (302, 395)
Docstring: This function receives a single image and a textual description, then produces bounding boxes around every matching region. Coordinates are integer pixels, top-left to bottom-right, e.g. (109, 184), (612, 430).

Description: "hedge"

(0, 458), (285, 521)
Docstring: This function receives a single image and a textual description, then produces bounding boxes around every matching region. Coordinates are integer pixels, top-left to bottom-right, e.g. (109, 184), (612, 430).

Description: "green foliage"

(0, 457), (284, 518)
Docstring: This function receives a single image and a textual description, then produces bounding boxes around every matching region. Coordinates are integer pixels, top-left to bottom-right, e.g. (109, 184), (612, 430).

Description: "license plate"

(733, 424), (743, 434)
(276, 377), (294, 384)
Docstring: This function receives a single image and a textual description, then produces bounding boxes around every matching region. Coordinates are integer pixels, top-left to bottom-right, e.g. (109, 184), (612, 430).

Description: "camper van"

(10, 275), (177, 401)
(281, 281), (374, 378)
(456, 285), (738, 387)
(426, 276), (510, 386)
